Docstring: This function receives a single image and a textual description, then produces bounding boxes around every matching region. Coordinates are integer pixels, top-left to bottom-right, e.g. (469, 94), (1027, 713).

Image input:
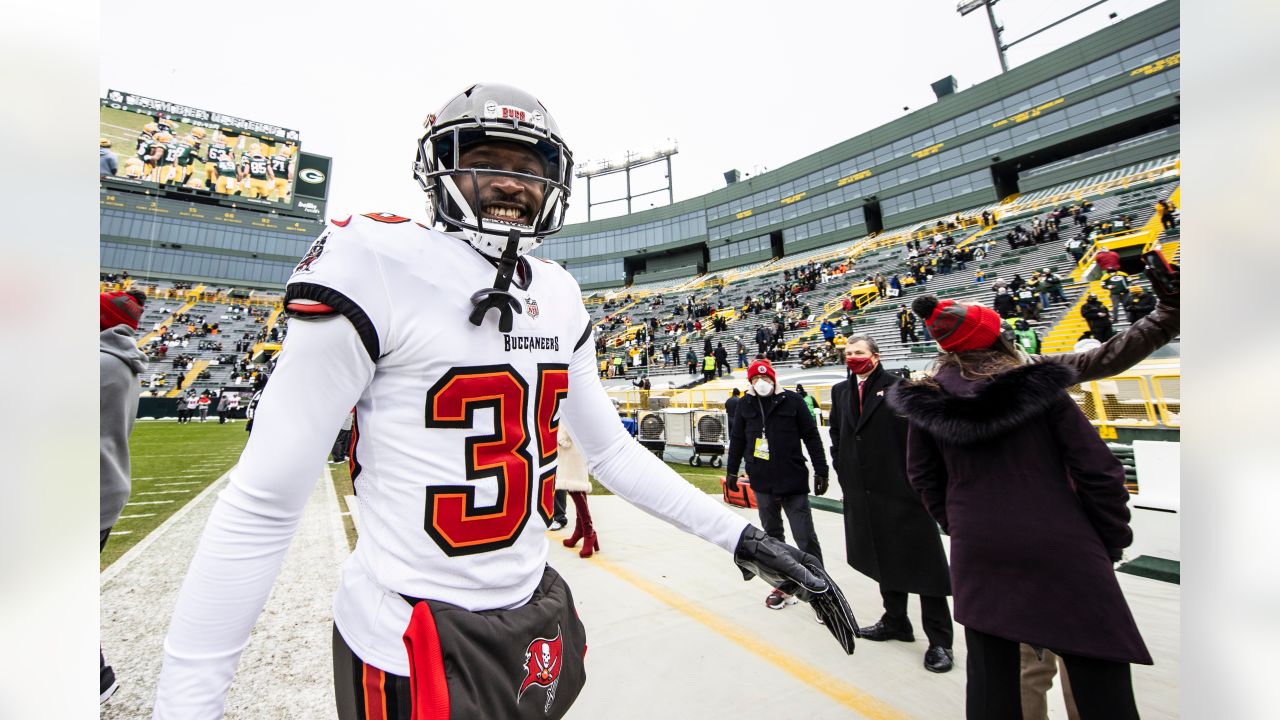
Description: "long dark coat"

(890, 362), (1152, 664)
(829, 364), (951, 597)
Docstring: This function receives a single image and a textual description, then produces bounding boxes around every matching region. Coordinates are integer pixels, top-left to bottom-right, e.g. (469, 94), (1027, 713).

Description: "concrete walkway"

(101, 481), (1179, 719)
(101, 470), (348, 719)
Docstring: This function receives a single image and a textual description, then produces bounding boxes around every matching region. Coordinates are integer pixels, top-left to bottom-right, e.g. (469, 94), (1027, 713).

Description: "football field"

(102, 420), (248, 569)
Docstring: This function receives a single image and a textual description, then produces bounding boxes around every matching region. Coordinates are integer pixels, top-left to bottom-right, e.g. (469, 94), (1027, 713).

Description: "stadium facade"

(537, 0), (1178, 290)
(99, 1), (1176, 292)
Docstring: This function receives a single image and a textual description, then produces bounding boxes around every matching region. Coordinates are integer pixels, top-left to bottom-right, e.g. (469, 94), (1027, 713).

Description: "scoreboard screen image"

(100, 90), (301, 207)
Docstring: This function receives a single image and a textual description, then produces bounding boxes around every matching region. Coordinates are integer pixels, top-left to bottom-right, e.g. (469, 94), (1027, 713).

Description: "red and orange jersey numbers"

(423, 364), (568, 556)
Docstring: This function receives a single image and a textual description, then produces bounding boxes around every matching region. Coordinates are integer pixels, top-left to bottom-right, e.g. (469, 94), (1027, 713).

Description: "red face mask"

(846, 356), (876, 375)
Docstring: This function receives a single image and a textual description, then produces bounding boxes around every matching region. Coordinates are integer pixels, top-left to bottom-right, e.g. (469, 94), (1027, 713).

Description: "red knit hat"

(746, 358), (777, 383)
(101, 291), (144, 331)
(912, 296), (1001, 353)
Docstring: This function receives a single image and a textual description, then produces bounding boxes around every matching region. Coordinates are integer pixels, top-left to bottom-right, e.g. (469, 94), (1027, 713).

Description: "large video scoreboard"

(99, 90), (331, 288)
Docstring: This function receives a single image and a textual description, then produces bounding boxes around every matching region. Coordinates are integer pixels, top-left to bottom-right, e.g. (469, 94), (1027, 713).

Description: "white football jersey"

(288, 213), (591, 672)
(155, 213), (747, 717)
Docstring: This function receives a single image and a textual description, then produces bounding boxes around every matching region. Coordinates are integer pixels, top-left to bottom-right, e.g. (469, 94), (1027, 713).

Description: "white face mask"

(752, 378), (774, 396)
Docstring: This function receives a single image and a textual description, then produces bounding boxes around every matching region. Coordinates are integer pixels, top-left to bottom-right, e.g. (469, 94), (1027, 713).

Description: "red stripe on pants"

(362, 664), (387, 720)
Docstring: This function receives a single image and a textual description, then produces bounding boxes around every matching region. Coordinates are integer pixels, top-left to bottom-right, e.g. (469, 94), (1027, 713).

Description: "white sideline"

(101, 469), (231, 584)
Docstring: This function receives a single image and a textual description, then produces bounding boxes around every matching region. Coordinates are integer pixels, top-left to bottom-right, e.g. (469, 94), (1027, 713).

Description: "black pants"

(964, 626), (1139, 720)
(899, 327), (918, 343)
(880, 587), (953, 647)
(333, 624), (413, 720)
(332, 429), (352, 462)
(754, 490), (822, 564)
(552, 489), (568, 525)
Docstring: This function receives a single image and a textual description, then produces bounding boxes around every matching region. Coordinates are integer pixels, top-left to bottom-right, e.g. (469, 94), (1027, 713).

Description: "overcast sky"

(100, 0), (1164, 225)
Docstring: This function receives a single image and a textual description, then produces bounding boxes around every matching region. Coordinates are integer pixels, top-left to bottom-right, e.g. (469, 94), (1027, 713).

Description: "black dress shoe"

(857, 620), (915, 642)
(924, 645), (954, 673)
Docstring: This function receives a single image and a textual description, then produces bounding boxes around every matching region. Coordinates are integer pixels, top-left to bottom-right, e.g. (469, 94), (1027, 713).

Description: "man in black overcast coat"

(830, 335), (955, 673)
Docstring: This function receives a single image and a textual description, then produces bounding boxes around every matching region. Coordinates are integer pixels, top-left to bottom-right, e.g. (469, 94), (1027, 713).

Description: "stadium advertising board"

(100, 90), (302, 208)
(292, 153), (331, 219)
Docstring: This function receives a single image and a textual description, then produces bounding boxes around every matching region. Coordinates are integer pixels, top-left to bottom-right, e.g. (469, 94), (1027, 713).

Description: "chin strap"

(469, 228), (524, 333)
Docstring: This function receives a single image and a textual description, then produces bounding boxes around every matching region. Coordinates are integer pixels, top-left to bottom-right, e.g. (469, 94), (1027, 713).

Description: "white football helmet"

(414, 83), (573, 258)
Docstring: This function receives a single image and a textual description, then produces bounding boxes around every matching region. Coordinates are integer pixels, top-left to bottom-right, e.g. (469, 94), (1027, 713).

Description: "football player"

(203, 132), (234, 189)
(154, 84), (857, 720)
(135, 123), (164, 181)
(238, 142), (274, 199)
(268, 143), (294, 202)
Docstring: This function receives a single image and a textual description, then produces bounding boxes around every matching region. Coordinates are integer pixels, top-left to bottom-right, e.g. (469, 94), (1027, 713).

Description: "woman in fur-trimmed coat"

(890, 295), (1151, 720)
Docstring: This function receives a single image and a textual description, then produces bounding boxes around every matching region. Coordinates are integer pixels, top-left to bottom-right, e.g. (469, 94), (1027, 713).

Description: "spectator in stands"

(820, 319), (836, 346)
(1080, 294), (1114, 341)
(703, 352), (717, 382)
(1157, 198), (1177, 232)
(99, 138), (118, 179)
(726, 359), (829, 610)
(1065, 235), (1086, 264)
(736, 336), (748, 369)
(755, 325), (769, 357)
(686, 348), (698, 376)
(830, 334), (954, 673)
(897, 305), (918, 344)
(100, 289), (147, 703)
(1123, 286), (1156, 324)
(891, 295), (1152, 720)
(1094, 247), (1121, 274)
(1010, 318), (1041, 354)
(1102, 270), (1132, 322)
(993, 287), (1017, 319)
(1042, 268), (1067, 306)
(974, 268), (986, 284)
(1016, 286), (1041, 322)
(714, 342), (731, 377)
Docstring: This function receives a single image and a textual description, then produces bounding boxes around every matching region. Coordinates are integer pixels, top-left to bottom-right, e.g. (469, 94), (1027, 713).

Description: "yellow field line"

(587, 553), (912, 720)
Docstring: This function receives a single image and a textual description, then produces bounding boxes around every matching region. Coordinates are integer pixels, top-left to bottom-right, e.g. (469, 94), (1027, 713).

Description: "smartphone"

(1140, 249), (1179, 298)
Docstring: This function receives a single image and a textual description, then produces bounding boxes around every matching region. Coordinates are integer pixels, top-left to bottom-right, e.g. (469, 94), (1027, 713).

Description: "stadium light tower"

(959, 0), (1113, 74)
(575, 140), (678, 221)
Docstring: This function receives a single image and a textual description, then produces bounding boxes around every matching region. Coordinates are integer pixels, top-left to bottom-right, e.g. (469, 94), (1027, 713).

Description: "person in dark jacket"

(1080, 294), (1114, 341)
(891, 296), (1152, 720)
(1123, 286), (1156, 323)
(992, 287), (1017, 319)
(726, 359), (830, 610)
(100, 289), (147, 704)
(897, 306), (918, 344)
(714, 342), (730, 377)
(829, 335), (955, 673)
(724, 388), (741, 435)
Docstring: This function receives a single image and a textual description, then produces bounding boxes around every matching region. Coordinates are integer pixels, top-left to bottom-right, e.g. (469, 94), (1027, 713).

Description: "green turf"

(588, 461), (726, 496)
(111, 424), (725, 567)
(102, 420), (248, 570)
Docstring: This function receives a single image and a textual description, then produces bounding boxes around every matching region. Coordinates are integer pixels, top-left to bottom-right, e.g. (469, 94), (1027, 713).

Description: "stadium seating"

(590, 156), (1179, 381)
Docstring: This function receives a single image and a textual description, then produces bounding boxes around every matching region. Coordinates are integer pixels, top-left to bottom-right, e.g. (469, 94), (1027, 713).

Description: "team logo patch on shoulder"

(293, 231), (329, 274)
(526, 296), (539, 319)
(517, 627), (563, 714)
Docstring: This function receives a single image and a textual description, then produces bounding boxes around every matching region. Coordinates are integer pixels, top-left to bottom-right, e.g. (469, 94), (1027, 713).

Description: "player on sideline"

(154, 84), (857, 720)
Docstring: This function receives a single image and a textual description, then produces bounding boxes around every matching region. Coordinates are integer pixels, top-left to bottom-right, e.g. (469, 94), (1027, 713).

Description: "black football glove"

(814, 473), (829, 496)
(726, 473), (741, 492)
(733, 526), (858, 654)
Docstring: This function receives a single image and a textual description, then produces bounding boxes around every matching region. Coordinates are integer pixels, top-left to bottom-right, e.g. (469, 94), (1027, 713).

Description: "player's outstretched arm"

(560, 335), (858, 653)
(153, 315), (374, 719)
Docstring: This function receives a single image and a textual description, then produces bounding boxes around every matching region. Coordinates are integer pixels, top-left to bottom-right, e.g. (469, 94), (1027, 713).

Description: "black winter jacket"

(726, 389), (827, 496)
